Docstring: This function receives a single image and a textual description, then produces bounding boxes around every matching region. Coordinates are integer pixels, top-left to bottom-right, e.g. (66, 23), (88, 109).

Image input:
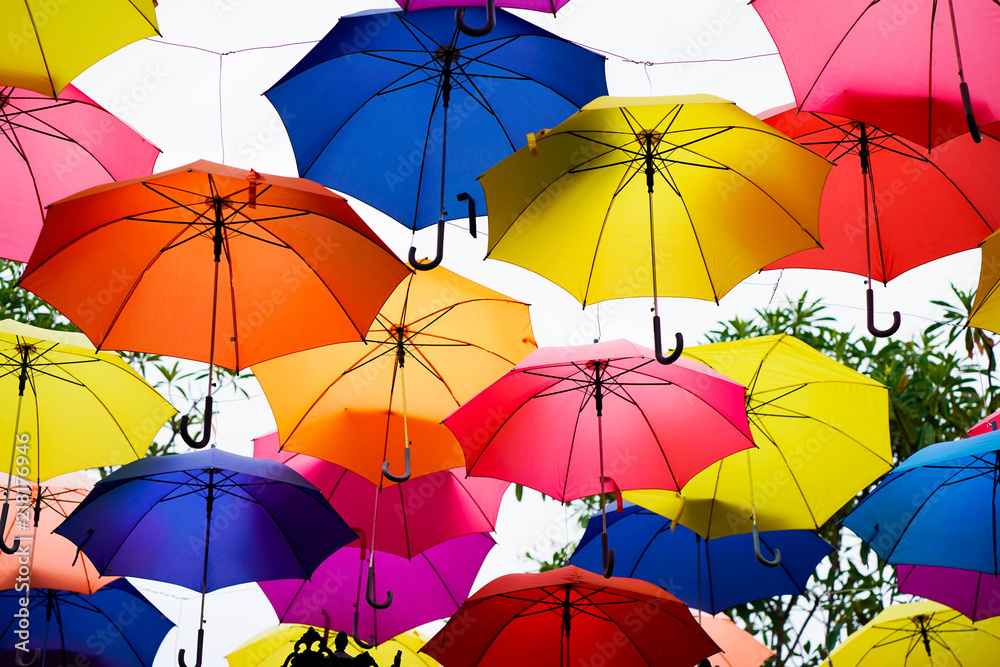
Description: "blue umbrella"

(0, 579), (173, 667)
(842, 429), (1000, 574)
(568, 502), (832, 614)
(263, 7), (608, 271)
(54, 447), (357, 667)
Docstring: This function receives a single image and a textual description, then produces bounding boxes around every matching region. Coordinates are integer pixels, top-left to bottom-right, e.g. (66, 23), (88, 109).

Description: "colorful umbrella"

(897, 564), (1000, 622)
(568, 502), (832, 614)
(0, 319), (175, 555)
(751, 0), (1000, 147)
(252, 265), (535, 485)
(261, 533), (495, 648)
(227, 624), (439, 667)
(625, 334), (890, 566)
(422, 565), (721, 667)
(967, 229), (1000, 337)
(0, 85), (160, 263)
(968, 407), (1000, 437)
(18, 160), (410, 448)
(0, 0), (159, 97)
(0, 579), (173, 667)
(444, 338), (754, 577)
(54, 447), (357, 667)
(263, 7), (607, 269)
(393, 1), (573, 37)
(694, 613), (774, 667)
(761, 107), (1000, 336)
(481, 95), (831, 361)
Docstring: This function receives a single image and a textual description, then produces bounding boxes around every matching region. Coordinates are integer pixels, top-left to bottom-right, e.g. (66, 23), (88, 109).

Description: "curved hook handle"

(652, 315), (683, 365)
(178, 628), (205, 667)
(866, 288), (901, 338)
(381, 447), (411, 484)
(1, 502), (22, 554)
(752, 524), (781, 568)
(366, 564), (393, 609)
(352, 610), (377, 649)
(454, 0), (496, 37)
(960, 82), (982, 143)
(456, 192), (477, 238)
(15, 648), (41, 666)
(408, 218), (445, 271)
(601, 531), (615, 579)
(180, 395), (213, 449)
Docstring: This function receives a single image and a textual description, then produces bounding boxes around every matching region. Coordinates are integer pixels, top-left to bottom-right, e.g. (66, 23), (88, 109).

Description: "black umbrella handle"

(178, 628), (204, 667)
(752, 524), (782, 568)
(866, 288), (900, 338)
(180, 396), (213, 449)
(960, 82), (982, 143)
(408, 219), (445, 271)
(352, 610), (376, 649)
(455, 0), (496, 37)
(601, 532), (615, 579)
(15, 648), (40, 666)
(457, 193), (477, 238)
(382, 447), (411, 484)
(0, 502), (22, 554)
(366, 564), (394, 609)
(652, 316), (683, 364)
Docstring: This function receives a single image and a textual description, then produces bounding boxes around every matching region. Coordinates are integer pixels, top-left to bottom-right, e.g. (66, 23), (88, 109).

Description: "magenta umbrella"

(395, 0), (571, 36)
(0, 85), (159, 262)
(897, 564), (1000, 621)
(260, 532), (495, 648)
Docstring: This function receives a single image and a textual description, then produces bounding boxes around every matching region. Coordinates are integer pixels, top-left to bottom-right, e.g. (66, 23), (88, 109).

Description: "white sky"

(64, 0), (983, 665)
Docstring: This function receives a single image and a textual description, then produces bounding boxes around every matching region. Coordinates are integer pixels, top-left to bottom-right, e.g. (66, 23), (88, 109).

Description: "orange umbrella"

(692, 612), (774, 667)
(19, 160), (411, 447)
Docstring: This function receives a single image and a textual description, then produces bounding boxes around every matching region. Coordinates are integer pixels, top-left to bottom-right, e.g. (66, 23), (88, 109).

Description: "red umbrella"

(422, 565), (720, 667)
(969, 408), (1000, 437)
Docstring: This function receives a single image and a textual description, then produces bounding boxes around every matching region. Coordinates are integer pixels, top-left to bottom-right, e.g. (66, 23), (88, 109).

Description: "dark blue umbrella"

(842, 429), (1000, 574)
(0, 579), (173, 667)
(54, 447), (357, 667)
(264, 7), (608, 271)
(568, 502), (832, 614)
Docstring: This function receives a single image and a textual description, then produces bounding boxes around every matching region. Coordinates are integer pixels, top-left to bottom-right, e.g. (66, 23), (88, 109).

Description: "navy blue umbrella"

(264, 7), (608, 271)
(0, 580), (173, 667)
(54, 447), (357, 667)
(568, 502), (832, 614)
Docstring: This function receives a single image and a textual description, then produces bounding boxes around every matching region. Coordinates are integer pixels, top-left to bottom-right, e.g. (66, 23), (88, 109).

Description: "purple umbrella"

(261, 532), (495, 648)
(897, 564), (1000, 622)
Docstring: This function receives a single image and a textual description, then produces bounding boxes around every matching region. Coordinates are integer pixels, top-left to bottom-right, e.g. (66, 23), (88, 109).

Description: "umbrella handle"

(0, 502), (22, 554)
(866, 288), (900, 338)
(408, 219), (444, 272)
(178, 628), (204, 667)
(652, 316), (683, 364)
(457, 193), (477, 238)
(382, 448), (411, 483)
(960, 82), (982, 143)
(601, 532), (615, 579)
(455, 0), (496, 37)
(366, 563), (394, 609)
(15, 648), (40, 666)
(752, 524), (781, 568)
(179, 396), (213, 449)
(352, 610), (376, 649)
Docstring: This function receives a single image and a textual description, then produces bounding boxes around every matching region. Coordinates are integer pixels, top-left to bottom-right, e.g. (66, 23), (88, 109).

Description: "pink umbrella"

(897, 564), (1000, 622)
(395, 1), (572, 36)
(969, 408), (1000, 437)
(0, 85), (160, 262)
(693, 612), (774, 667)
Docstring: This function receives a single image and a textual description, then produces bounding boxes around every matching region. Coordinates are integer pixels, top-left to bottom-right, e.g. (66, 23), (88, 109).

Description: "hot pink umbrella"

(896, 564), (1000, 622)
(0, 85), (160, 262)
(394, 1), (572, 37)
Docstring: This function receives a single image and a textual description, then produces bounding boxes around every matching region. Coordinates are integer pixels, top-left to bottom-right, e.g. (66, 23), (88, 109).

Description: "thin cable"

(218, 53), (226, 164)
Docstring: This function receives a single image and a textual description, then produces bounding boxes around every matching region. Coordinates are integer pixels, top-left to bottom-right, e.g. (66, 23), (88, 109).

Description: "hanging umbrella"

(53, 447), (358, 667)
(760, 107), (1000, 336)
(252, 264), (535, 485)
(481, 95), (832, 362)
(18, 160), (411, 448)
(0, 472), (117, 594)
(422, 565), (721, 667)
(0, 579), (173, 667)
(567, 502), (832, 614)
(263, 7), (608, 269)
(624, 334), (891, 566)
(227, 624), (439, 667)
(0, 319), (175, 555)
(393, 1), (573, 38)
(966, 229), (1000, 337)
(826, 601), (1000, 666)
(968, 406), (1000, 437)
(0, 85), (160, 263)
(897, 564), (1000, 622)
(0, 0), (159, 98)
(751, 0), (1000, 147)
(693, 612), (774, 667)
(261, 533), (495, 648)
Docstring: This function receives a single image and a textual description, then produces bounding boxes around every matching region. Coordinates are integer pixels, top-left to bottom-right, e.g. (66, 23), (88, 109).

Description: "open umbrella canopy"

(897, 564), (1000, 622)
(227, 624), (440, 667)
(967, 229), (1000, 337)
(694, 612), (774, 667)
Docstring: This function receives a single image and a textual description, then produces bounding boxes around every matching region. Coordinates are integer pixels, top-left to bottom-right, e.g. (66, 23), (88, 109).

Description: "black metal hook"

(178, 628), (204, 667)
(652, 315), (683, 364)
(455, 0), (496, 37)
(381, 448), (411, 484)
(180, 395), (213, 449)
(15, 648), (40, 666)
(457, 192), (477, 238)
(960, 82), (982, 143)
(601, 531), (615, 579)
(752, 524), (781, 568)
(1, 503), (21, 554)
(408, 218), (445, 271)
(366, 563), (393, 610)
(866, 288), (901, 338)
(352, 610), (376, 650)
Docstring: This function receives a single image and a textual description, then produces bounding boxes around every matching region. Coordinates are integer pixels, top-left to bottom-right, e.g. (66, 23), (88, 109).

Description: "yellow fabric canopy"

(226, 624), (440, 667)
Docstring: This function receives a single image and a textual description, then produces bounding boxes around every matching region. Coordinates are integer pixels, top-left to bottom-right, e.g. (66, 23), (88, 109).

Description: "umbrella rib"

(465, 379), (558, 478)
(659, 159), (721, 301)
(244, 482), (334, 580)
(614, 382), (683, 490)
(879, 465), (973, 563)
(87, 479), (180, 577)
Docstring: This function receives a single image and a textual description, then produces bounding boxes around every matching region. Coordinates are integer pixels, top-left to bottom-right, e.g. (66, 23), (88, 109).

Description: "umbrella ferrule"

(434, 45), (460, 108)
(16, 345), (30, 397)
(211, 197), (225, 262)
(858, 123), (871, 175)
(395, 326), (407, 367)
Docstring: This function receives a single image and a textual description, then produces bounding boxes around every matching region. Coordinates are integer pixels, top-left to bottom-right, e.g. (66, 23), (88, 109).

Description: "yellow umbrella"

(969, 228), (1000, 334)
(482, 95), (832, 363)
(828, 601), (1000, 666)
(226, 624), (440, 667)
(625, 334), (891, 565)
(0, 0), (159, 97)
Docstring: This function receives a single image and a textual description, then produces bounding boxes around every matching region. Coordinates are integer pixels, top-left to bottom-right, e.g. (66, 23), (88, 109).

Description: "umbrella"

(263, 7), (607, 269)
(761, 107), (1000, 336)
(53, 447), (358, 667)
(252, 264), (536, 485)
(897, 564), (1000, 622)
(0, 84), (160, 263)
(226, 624), (439, 667)
(624, 334), (891, 566)
(567, 502), (832, 614)
(393, 1), (573, 38)
(0, 1), (159, 97)
(422, 565), (721, 667)
(0, 472), (118, 594)
(481, 95), (831, 362)
(826, 601), (1000, 666)
(694, 612), (774, 667)
(966, 229), (1000, 337)
(968, 407), (1000, 437)
(0, 579), (173, 667)
(842, 429), (1000, 574)
(261, 533), (495, 648)
(18, 160), (410, 448)
(750, 0), (1000, 147)
(444, 338), (755, 576)
(0, 319), (175, 554)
